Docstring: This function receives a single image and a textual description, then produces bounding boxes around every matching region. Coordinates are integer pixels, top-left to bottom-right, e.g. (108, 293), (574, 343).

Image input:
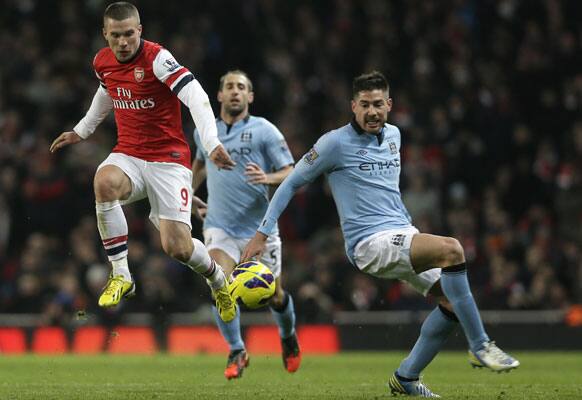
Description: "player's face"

(218, 74), (254, 117)
(351, 89), (392, 134)
(103, 17), (142, 62)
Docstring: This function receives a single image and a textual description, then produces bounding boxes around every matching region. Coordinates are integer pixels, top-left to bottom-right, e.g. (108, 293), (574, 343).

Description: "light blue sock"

(270, 293), (296, 339)
(440, 264), (489, 352)
(212, 306), (244, 351)
(397, 306), (458, 379)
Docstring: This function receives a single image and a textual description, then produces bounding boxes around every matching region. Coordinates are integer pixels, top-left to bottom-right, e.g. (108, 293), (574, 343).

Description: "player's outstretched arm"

(175, 77), (235, 170)
(50, 86), (113, 154)
(49, 131), (82, 153)
(154, 48), (234, 168)
(241, 164), (312, 262)
(243, 134), (337, 261)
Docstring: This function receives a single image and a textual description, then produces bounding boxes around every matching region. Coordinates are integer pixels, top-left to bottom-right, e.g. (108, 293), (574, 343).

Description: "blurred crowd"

(1, 0), (581, 326)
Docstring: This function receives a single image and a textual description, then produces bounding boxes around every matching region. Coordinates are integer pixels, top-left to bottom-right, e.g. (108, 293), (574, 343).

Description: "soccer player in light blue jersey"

(192, 70), (300, 380)
(243, 71), (519, 398)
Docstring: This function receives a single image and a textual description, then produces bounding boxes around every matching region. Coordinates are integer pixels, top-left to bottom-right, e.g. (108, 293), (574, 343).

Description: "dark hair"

(352, 71), (389, 98)
(104, 2), (140, 23)
(219, 70), (254, 92)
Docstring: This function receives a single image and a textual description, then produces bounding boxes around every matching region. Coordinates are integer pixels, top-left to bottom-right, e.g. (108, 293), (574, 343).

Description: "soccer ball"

(230, 261), (276, 309)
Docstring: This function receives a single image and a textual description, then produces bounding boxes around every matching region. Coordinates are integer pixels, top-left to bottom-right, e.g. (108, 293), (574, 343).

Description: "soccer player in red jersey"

(49, 2), (236, 321)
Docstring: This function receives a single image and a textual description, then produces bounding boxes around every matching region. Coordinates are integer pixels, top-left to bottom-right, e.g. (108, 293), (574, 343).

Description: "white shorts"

(203, 227), (282, 278)
(353, 227), (441, 296)
(97, 153), (193, 230)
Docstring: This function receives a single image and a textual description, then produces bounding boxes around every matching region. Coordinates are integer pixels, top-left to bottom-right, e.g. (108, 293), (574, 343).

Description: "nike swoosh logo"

(103, 72), (112, 76)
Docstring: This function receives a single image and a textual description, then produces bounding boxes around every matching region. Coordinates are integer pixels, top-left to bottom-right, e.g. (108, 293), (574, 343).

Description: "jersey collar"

(350, 117), (385, 145)
(219, 114), (251, 134)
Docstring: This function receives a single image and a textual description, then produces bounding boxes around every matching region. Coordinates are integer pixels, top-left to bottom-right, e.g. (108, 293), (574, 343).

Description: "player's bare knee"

(94, 175), (122, 201)
(161, 238), (191, 263)
(441, 237), (465, 266)
(164, 246), (191, 263)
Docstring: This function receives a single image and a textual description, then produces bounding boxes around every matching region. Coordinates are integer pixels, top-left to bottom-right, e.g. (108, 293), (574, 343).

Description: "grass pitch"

(0, 352), (580, 399)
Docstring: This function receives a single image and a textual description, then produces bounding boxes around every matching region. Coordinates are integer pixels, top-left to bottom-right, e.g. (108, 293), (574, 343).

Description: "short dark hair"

(352, 71), (389, 98)
(104, 2), (140, 23)
(219, 70), (254, 92)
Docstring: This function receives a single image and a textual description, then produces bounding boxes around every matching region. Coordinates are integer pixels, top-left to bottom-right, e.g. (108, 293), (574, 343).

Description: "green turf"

(0, 352), (580, 399)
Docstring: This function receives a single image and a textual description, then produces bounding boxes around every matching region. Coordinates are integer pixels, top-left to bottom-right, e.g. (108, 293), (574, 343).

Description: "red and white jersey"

(93, 40), (193, 169)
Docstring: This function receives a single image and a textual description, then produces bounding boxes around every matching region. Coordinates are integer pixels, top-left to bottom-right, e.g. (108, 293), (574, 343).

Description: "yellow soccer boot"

(98, 275), (135, 307)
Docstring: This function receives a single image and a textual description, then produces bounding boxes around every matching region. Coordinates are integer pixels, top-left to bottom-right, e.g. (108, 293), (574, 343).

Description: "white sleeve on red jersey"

(176, 80), (221, 154)
(73, 85), (113, 139)
(153, 48), (221, 155)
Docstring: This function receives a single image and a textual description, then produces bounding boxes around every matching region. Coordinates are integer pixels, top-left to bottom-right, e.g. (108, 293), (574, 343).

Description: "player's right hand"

(241, 232), (268, 261)
(49, 131), (82, 153)
(209, 144), (236, 170)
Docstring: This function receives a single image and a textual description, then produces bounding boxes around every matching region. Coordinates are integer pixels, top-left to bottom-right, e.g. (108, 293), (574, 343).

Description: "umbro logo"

(357, 150), (368, 156)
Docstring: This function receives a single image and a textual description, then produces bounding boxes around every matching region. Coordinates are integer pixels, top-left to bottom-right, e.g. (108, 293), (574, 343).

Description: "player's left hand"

(245, 162), (269, 185)
(49, 131), (82, 153)
(241, 232), (268, 261)
(209, 144), (236, 170)
(191, 195), (207, 221)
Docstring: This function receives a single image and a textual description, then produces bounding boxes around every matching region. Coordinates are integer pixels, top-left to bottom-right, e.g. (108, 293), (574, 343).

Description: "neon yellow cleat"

(98, 275), (135, 307)
(213, 280), (237, 322)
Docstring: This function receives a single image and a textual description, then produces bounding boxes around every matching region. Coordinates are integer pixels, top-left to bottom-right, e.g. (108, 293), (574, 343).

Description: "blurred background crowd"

(1, 0), (581, 327)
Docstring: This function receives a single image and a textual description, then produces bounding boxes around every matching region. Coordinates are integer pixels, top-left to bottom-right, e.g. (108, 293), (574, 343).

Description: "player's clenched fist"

(209, 144), (236, 170)
(49, 131), (82, 153)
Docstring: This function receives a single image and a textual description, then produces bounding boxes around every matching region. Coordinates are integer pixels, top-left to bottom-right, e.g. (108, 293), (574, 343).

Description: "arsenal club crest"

(134, 67), (144, 82)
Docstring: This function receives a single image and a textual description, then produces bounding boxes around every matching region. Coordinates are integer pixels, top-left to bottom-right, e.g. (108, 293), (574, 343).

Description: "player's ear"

(217, 90), (224, 103)
(247, 91), (254, 104)
(137, 24), (142, 36)
(386, 97), (393, 112)
(351, 99), (357, 113)
(102, 17), (110, 40)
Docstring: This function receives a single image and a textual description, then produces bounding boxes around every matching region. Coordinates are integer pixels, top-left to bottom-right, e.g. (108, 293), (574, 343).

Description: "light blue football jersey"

(194, 115), (294, 238)
(258, 121), (412, 263)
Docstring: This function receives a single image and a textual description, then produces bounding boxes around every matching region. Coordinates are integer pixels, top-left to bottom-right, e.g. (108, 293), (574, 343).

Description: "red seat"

(72, 326), (107, 354)
(32, 327), (68, 354)
(107, 326), (157, 354)
(245, 325), (280, 354)
(298, 325), (339, 354)
(245, 325), (340, 354)
(0, 328), (27, 353)
(167, 326), (229, 354)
